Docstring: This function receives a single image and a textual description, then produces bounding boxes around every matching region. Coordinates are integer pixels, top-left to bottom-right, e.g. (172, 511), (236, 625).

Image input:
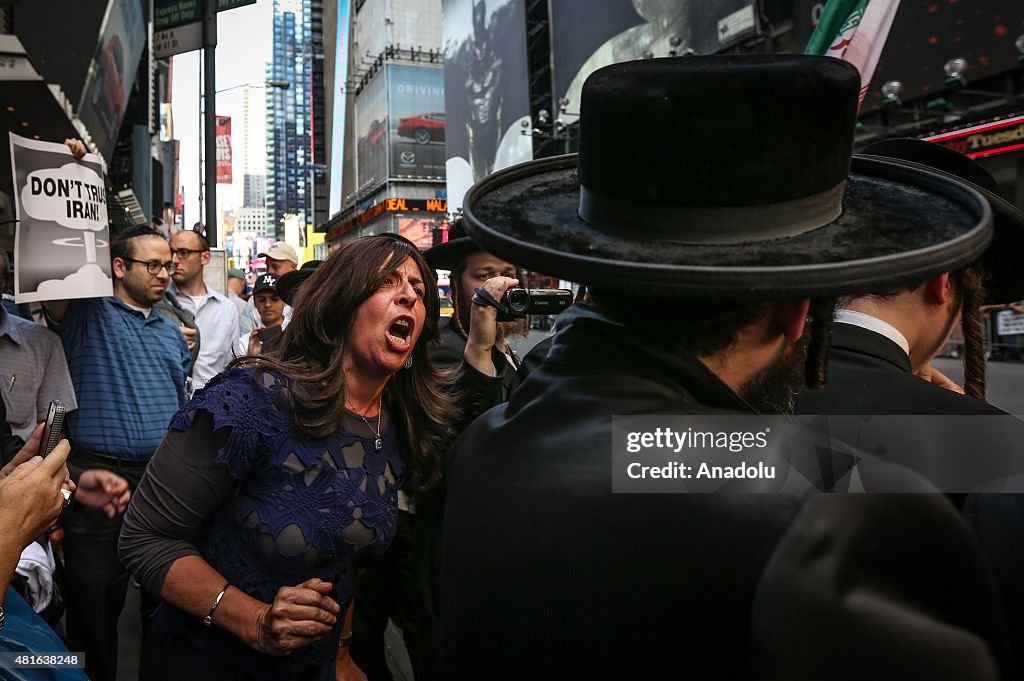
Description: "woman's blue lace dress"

(149, 367), (404, 680)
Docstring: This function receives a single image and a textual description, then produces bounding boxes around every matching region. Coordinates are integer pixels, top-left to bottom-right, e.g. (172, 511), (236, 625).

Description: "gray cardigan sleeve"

(118, 411), (238, 596)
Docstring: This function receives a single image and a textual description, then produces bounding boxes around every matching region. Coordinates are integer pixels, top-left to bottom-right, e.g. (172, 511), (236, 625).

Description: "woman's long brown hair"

(233, 234), (455, 492)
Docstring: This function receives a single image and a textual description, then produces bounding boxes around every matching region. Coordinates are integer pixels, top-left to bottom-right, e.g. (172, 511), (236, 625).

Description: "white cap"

(258, 241), (299, 266)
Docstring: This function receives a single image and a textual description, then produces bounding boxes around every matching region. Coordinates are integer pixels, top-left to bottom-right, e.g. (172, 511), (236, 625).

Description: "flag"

(844, 0), (901, 106)
(804, 0), (860, 56)
(827, 0), (870, 59)
(805, 0), (902, 109)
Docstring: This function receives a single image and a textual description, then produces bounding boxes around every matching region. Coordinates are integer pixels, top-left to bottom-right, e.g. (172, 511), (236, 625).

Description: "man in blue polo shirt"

(43, 225), (190, 681)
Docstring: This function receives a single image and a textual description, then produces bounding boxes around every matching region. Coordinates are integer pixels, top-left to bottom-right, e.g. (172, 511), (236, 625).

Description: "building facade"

(240, 85), (268, 215)
(319, 0), (448, 249)
(267, 0), (313, 240)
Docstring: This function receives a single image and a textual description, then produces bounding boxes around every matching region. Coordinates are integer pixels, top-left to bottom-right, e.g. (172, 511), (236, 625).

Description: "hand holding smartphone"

(40, 400), (67, 458)
(39, 400), (72, 524)
(258, 325), (283, 346)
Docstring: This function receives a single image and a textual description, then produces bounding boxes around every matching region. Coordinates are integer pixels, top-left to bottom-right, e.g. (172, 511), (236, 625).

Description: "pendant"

(375, 437), (383, 451)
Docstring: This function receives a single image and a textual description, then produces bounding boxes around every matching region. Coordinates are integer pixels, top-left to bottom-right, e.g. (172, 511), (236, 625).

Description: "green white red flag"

(805, 0), (902, 108)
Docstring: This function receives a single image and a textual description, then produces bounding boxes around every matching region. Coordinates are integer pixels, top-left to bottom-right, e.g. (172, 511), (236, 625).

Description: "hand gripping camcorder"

(472, 287), (572, 322)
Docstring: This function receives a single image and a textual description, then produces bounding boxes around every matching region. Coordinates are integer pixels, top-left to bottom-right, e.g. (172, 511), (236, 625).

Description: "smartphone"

(40, 400), (66, 457)
(258, 325), (283, 346)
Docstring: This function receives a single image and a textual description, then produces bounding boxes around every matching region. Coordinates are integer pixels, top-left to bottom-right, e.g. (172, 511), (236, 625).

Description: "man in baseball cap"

(257, 241), (300, 275)
(250, 242), (299, 331)
(233, 273), (286, 356)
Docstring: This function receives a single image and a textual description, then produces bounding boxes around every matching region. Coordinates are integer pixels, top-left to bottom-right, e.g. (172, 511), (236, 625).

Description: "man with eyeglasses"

(168, 229), (240, 392)
(41, 225), (191, 681)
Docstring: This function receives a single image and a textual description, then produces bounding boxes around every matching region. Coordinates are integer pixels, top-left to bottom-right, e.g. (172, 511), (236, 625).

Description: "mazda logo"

(401, 151), (416, 164)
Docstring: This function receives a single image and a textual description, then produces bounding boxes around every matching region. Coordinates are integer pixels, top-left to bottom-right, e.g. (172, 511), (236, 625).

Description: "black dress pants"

(351, 510), (423, 680)
(62, 451), (157, 681)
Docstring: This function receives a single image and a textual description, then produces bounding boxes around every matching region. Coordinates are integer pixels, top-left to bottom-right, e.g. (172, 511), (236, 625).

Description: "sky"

(171, 0), (273, 231)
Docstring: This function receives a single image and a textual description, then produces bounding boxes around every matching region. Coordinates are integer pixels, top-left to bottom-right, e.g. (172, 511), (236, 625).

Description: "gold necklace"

(349, 395), (383, 451)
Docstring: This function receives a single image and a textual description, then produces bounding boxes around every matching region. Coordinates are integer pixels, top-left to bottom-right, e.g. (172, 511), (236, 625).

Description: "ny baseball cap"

(252, 273), (280, 295)
(258, 241), (299, 266)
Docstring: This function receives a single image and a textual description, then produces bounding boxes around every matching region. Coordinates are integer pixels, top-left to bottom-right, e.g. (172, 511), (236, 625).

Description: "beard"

(739, 332), (811, 415)
(121, 274), (162, 307)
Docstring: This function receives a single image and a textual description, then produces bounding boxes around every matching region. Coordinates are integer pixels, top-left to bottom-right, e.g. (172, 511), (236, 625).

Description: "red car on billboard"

(397, 112), (446, 144)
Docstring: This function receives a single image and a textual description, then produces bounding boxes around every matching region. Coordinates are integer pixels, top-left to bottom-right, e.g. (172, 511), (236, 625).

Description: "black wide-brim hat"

(276, 260), (323, 306)
(860, 137), (1024, 304)
(423, 221), (479, 271)
(462, 55), (993, 300)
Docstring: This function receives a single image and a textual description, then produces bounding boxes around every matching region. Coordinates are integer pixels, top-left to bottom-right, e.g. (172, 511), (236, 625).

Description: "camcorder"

(473, 287), (573, 322)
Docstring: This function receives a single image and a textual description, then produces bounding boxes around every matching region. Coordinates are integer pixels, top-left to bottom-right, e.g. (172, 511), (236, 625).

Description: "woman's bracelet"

(203, 583), (231, 627)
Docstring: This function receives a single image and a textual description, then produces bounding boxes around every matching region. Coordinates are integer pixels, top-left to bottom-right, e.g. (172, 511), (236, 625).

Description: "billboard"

(398, 216), (441, 250)
(443, 0), (533, 211)
(216, 116), (233, 184)
(550, 0), (758, 128)
(924, 114), (1024, 160)
(795, 0), (1024, 113)
(388, 65), (446, 181)
(328, 0), (351, 215)
(355, 70), (389, 195)
(78, 0), (147, 162)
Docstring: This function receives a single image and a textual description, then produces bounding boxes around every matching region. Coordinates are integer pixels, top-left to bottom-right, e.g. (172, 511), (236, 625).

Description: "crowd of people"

(2, 53), (1024, 681)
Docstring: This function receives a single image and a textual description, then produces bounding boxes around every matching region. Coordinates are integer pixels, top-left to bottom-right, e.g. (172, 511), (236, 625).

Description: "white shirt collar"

(834, 309), (910, 357)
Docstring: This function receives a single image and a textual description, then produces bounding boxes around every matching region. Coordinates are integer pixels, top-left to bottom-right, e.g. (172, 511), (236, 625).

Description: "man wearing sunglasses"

(41, 225), (192, 681)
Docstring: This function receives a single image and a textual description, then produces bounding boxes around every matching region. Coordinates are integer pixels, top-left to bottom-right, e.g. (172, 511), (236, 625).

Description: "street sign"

(153, 23), (202, 59)
(153, 0), (256, 58)
(154, 0), (255, 31)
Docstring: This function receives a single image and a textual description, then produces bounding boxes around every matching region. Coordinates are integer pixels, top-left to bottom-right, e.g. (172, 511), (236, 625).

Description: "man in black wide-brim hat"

(439, 55), (1007, 678)
(797, 136), (1024, 414)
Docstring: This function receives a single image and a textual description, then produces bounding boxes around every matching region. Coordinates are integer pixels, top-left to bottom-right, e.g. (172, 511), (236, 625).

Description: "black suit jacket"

(797, 322), (1005, 416)
(794, 322), (1020, 495)
(440, 308), (1006, 680)
(799, 322), (1024, 678)
(430, 318), (523, 399)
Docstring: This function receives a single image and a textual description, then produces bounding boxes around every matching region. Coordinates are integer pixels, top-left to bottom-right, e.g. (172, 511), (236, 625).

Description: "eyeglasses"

(170, 247), (209, 259)
(125, 259), (177, 275)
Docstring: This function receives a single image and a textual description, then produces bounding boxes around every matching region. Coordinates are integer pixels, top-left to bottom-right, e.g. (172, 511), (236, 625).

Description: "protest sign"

(997, 310), (1024, 336)
(9, 133), (114, 303)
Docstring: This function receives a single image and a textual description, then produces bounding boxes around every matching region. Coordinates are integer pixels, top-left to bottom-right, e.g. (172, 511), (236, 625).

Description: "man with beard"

(439, 56), (1007, 678)
(425, 218), (526, 388)
(42, 226), (191, 681)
